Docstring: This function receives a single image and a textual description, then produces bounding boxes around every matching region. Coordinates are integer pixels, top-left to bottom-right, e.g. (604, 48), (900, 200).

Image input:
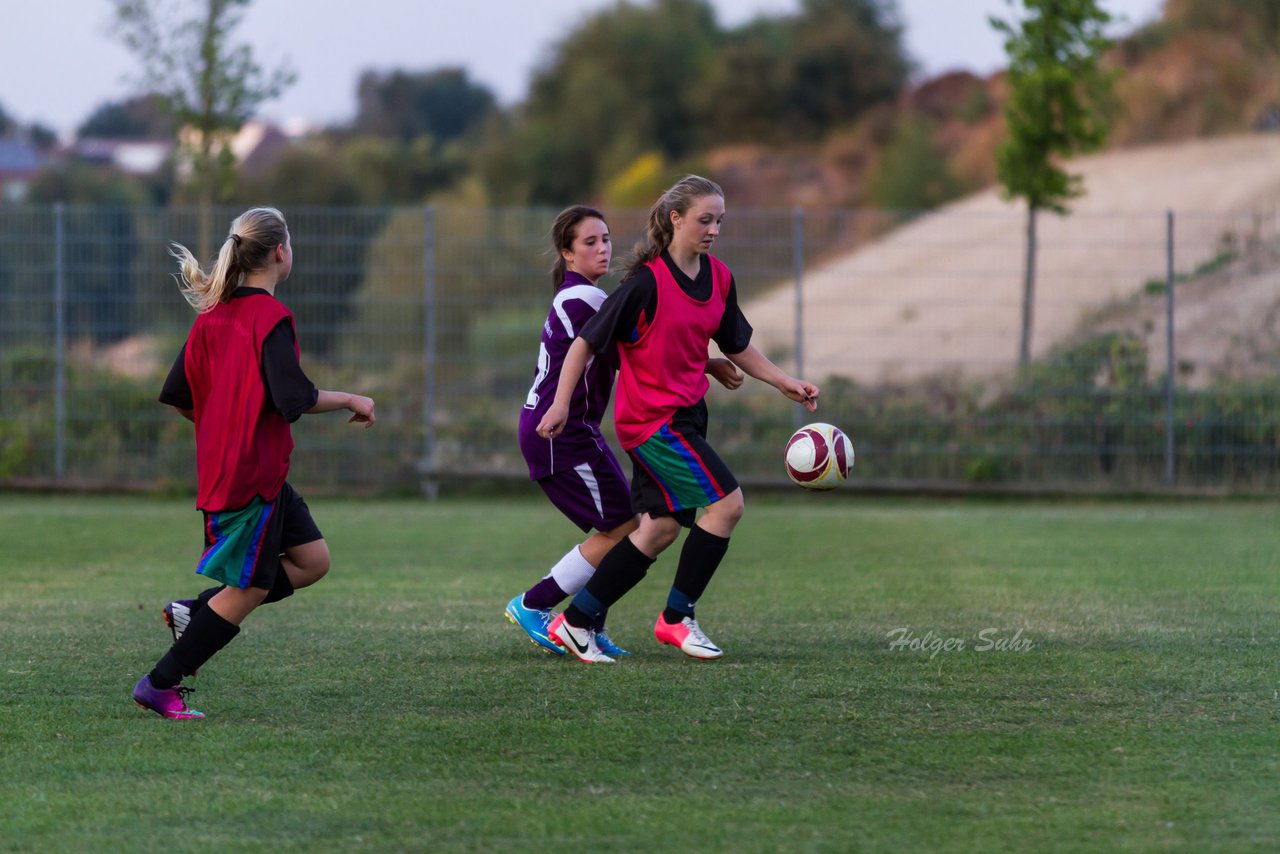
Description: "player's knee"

(635, 516), (680, 555)
(290, 539), (331, 582)
(309, 549), (331, 581)
(654, 530), (679, 553)
(709, 490), (745, 528)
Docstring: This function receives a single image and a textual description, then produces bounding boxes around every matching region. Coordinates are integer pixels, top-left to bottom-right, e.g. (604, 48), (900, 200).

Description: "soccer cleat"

(504, 594), (564, 655)
(653, 613), (724, 660)
(163, 599), (194, 644)
(132, 674), (204, 720)
(547, 613), (616, 664)
(594, 628), (631, 657)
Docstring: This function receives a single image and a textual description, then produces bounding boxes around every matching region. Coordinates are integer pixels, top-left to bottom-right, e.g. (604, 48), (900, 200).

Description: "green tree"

(695, 19), (793, 143)
(786, 0), (909, 135)
(26, 164), (150, 344)
(352, 68), (497, 145)
(77, 94), (173, 139)
(112, 0), (295, 231)
(991, 0), (1115, 368)
(868, 114), (966, 211)
(481, 0), (719, 204)
(1166, 0), (1280, 51)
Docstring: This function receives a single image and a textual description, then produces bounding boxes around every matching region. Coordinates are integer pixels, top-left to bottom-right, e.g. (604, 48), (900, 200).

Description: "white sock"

(546, 545), (596, 596)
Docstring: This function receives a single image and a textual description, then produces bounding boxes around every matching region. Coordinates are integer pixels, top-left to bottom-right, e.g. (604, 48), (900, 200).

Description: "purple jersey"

(519, 272), (620, 480)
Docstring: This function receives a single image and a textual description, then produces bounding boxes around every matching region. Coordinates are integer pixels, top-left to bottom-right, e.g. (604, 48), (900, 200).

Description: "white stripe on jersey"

(552, 284), (607, 339)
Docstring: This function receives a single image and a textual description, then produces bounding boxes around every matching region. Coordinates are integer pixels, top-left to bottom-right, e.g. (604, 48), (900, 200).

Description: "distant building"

(72, 138), (174, 175)
(175, 120), (292, 182)
(0, 137), (44, 202)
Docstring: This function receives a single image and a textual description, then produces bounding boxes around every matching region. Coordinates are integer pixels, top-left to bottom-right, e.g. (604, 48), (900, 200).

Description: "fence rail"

(1, 203), (1278, 497)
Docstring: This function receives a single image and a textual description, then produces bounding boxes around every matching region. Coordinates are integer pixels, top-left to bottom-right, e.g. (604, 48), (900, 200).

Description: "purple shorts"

(536, 450), (634, 533)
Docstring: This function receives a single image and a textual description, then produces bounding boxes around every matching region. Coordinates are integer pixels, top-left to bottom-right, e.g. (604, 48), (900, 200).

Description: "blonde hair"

(625, 174), (723, 279)
(170, 207), (289, 312)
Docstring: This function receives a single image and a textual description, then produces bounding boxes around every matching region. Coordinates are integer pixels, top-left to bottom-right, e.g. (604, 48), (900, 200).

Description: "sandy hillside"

(744, 134), (1280, 384)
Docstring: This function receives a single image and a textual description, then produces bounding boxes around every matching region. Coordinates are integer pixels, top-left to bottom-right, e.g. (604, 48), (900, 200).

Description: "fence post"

(792, 206), (805, 427)
(1018, 206), (1038, 368)
(1164, 209), (1175, 486)
(421, 205), (439, 500)
(53, 202), (67, 480)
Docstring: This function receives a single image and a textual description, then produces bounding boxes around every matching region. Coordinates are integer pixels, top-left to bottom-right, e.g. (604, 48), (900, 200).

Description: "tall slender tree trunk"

(1018, 204), (1038, 368)
(196, 0), (222, 260)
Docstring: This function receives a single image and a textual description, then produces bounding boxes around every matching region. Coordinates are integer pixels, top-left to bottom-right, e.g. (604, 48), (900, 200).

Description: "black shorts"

(627, 401), (739, 528)
(200, 481), (322, 590)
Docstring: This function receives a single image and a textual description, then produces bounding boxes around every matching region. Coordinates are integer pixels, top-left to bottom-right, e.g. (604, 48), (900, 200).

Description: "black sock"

(665, 524), (730, 622)
(149, 607), (241, 688)
(192, 585), (224, 614)
(263, 568), (295, 604)
(564, 537), (655, 627)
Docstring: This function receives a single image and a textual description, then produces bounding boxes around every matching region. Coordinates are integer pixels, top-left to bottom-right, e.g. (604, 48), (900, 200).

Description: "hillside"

(743, 133), (1280, 386)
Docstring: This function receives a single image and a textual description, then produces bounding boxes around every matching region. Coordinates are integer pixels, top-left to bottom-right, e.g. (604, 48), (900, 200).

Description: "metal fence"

(2, 202), (1278, 497)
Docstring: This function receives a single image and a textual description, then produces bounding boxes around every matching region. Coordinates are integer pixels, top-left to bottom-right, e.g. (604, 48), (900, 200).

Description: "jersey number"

(523, 342), (550, 409)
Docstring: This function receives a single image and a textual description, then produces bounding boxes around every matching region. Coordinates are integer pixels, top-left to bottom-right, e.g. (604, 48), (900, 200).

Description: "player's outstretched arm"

(536, 337), (596, 439)
(725, 344), (820, 412)
(309, 390), (377, 428)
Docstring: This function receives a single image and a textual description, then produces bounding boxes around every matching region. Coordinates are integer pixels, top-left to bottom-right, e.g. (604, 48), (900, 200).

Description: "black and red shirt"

(160, 288), (318, 511)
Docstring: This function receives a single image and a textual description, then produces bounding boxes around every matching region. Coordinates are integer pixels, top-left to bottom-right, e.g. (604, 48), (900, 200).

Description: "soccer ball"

(784, 422), (854, 490)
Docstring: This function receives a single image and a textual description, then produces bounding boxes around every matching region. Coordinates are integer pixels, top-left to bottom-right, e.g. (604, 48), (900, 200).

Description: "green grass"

(1, 493), (1278, 851)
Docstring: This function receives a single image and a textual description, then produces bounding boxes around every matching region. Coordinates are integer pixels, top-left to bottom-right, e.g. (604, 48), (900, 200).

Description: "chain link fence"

(1, 203), (1278, 497)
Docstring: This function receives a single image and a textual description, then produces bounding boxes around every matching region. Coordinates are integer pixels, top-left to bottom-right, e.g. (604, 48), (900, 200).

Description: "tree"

(352, 68), (496, 146)
(990, 0), (1115, 368)
(482, 0), (720, 204)
(869, 114), (966, 211)
(112, 0), (295, 216)
(77, 94), (173, 139)
(786, 0), (909, 135)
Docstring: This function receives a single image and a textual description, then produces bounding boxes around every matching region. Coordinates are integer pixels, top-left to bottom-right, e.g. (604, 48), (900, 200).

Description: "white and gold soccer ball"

(784, 422), (855, 490)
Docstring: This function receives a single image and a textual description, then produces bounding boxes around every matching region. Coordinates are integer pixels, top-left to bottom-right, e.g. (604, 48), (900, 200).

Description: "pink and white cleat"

(547, 613), (616, 664)
(653, 613), (723, 659)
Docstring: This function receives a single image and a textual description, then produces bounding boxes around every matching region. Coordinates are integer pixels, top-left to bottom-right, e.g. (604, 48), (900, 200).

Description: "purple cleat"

(132, 674), (204, 720)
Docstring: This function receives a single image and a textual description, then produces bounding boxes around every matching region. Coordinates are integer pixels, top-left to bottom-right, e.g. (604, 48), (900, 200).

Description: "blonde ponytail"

(170, 207), (289, 313)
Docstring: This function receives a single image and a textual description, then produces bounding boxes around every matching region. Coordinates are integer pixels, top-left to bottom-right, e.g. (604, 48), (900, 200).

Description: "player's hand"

(707, 358), (744, 390)
(536, 402), (569, 439)
(348, 395), (376, 428)
(782, 380), (819, 412)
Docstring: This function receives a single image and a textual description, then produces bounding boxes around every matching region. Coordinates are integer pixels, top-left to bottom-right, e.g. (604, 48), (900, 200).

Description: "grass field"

(1, 492), (1278, 851)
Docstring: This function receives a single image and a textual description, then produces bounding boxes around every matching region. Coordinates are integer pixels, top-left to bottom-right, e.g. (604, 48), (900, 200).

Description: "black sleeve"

(713, 274), (754, 355)
(580, 268), (658, 351)
(261, 320), (319, 423)
(158, 345), (193, 410)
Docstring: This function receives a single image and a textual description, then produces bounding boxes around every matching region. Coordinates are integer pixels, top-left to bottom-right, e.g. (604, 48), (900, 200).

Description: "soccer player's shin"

(664, 524), (729, 623)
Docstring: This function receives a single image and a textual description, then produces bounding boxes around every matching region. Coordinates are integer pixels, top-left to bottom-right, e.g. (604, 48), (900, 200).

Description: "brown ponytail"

(548, 205), (607, 293)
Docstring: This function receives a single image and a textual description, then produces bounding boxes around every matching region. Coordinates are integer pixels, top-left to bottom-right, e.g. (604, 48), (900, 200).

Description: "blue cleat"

(505, 594), (564, 655)
(594, 628), (631, 657)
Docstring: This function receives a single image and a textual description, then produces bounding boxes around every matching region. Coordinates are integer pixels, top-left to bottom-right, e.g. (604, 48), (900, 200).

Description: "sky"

(1, 0), (1165, 140)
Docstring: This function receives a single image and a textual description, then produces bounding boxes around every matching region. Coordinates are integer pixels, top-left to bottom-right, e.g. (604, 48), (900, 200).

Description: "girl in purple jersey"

(506, 205), (742, 658)
(538, 176), (819, 664)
